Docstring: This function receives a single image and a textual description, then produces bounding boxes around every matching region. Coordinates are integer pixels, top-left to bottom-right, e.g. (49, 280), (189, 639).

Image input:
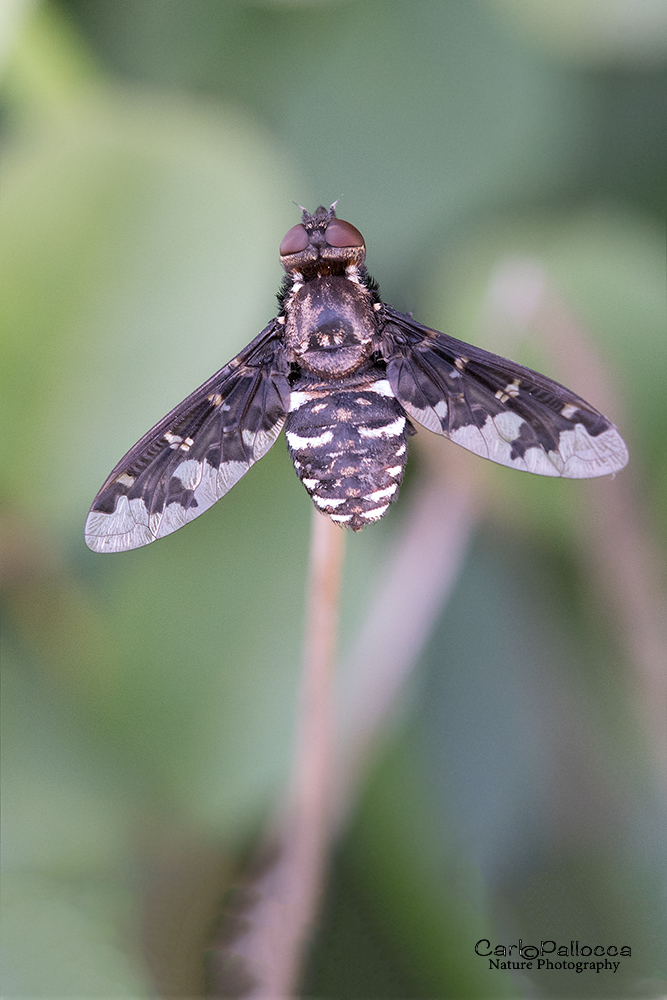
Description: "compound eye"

(325, 219), (365, 248)
(280, 224), (309, 256)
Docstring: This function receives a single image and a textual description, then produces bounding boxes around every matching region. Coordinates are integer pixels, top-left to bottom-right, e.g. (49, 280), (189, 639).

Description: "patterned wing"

(381, 306), (628, 478)
(85, 322), (290, 552)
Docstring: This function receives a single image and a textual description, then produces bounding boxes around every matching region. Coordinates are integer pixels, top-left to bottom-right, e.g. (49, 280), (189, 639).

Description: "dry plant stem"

(537, 290), (667, 773)
(487, 259), (667, 775)
(218, 510), (344, 999)
(334, 458), (483, 822)
(284, 507), (346, 977)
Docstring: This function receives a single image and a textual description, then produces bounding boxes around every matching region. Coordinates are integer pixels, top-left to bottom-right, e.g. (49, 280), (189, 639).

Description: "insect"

(85, 204), (628, 552)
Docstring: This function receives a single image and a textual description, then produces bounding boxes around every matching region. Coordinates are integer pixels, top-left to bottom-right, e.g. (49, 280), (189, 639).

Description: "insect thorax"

(284, 274), (376, 377)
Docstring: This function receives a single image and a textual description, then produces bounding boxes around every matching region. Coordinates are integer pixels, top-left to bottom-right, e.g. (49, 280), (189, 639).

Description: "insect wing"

(85, 323), (290, 552)
(382, 307), (628, 478)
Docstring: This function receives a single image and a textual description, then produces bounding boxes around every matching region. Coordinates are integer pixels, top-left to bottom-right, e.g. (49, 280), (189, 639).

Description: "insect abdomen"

(286, 379), (408, 530)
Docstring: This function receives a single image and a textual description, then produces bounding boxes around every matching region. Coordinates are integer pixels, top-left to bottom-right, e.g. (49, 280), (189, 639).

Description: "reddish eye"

(325, 219), (365, 248)
(280, 224), (309, 256)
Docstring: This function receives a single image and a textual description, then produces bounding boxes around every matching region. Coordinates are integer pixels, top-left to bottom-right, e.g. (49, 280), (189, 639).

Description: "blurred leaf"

(1, 648), (154, 996)
(416, 528), (666, 996)
(489, 0), (667, 67)
(0, 90), (301, 529)
(58, 0), (604, 286)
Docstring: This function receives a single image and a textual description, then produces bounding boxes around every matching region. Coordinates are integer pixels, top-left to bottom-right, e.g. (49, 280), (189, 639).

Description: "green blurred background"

(1, 1), (666, 997)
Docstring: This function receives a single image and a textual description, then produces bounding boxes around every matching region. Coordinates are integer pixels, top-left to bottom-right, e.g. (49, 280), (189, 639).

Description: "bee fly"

(85, 204), (628, 552)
